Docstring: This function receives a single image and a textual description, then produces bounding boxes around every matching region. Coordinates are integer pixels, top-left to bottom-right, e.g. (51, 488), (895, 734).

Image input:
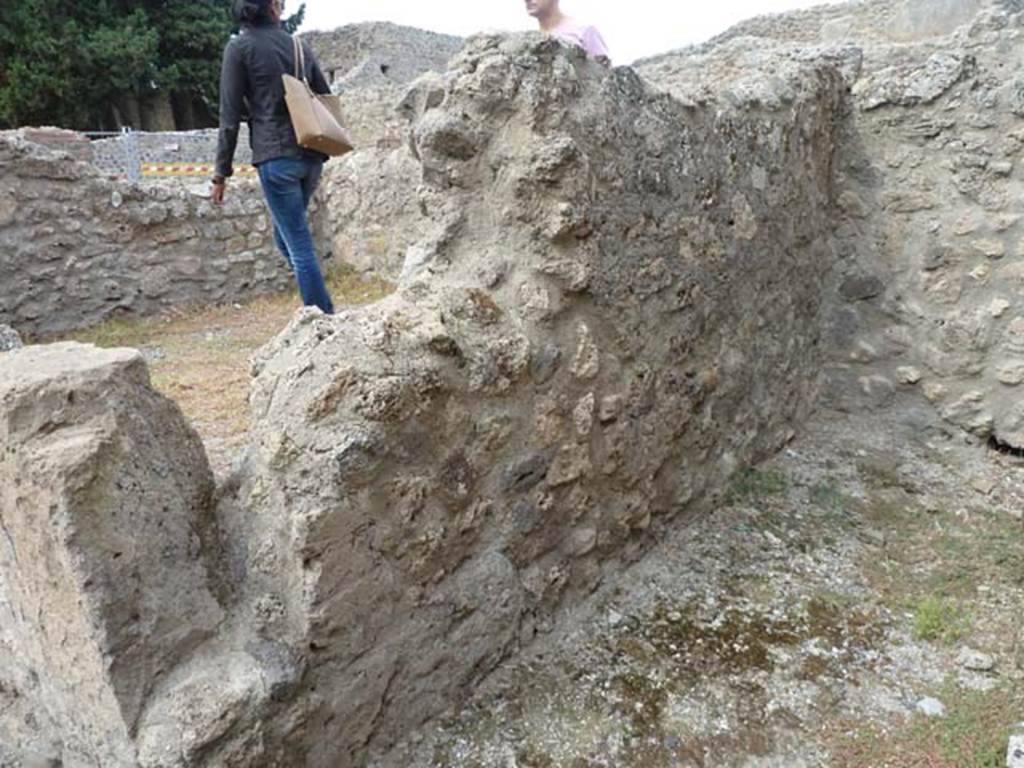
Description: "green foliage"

(0, 0), (307, 130)
(727, 468), (790, 504)
(282, 2), (306, 34)
(809, 480), (845, 513)
(911, 596), (968, 643)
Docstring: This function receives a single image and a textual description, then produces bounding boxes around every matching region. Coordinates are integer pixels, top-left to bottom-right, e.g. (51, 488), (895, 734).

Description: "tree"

(0, 0), (307, 130)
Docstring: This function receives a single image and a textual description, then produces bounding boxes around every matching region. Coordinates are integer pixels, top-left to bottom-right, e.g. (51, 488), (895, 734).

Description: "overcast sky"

(300, 0), (839, 64)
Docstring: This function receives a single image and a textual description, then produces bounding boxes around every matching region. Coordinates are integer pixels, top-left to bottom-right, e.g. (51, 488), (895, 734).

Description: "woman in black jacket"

(211, 0), (335, 314)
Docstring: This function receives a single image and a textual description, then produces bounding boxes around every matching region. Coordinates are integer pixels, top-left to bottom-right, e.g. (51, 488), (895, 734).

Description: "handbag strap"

(292, 36), (306, 83)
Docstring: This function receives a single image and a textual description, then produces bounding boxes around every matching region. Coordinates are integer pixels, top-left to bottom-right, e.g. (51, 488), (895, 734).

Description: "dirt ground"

(50, 288), (1024, 767)
(49, 269), (392, 477)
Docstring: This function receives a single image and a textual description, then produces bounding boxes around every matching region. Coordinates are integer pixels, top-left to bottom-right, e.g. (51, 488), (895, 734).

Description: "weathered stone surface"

(305, 22), (462, 90)
(956, 647), (996, 672)
(643, 0), (1024, 441)
(302, 23), (463, 153)
(0, 343), (223, 764)
(0, 324), (22, 351)
(318, 147), (433, 278)
(853, 52), (970, 110)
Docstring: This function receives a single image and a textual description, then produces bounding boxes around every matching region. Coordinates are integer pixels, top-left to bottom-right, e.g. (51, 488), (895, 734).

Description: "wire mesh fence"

(82, 127), (255, 180)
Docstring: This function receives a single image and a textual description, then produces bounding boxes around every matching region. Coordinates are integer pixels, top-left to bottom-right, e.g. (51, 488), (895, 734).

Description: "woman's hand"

(210, 176), (227, 204)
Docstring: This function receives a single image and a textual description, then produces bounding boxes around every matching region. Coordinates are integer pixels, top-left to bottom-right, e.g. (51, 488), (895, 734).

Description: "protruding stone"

(1006, 319), (1024, 353)
(896, 366), (923, 385)
(990, 299), (1012, 318)
(840, 273), (885, 301)
(997, 361), (1024, 386)
(916, 697), (946, 718)
(1008, 726), (1024, 768)
(859, 374), (896, 407)
(565, 527), (597, 557)
(531, 344), (562, 385)
(970, 263), (992, 282)
(957, 647), (995, 672)
(547, 443), (592, 487)
(970, 474), (996, 496)
(599, 394), (624, 423)
(570, 323), (600, 380)
(973, 239), (1006, 259)
(940, 391), (993, 434)
(0, 324), (22, 352)
(502, 454), (550, 493)
(573, 393), (596, 439)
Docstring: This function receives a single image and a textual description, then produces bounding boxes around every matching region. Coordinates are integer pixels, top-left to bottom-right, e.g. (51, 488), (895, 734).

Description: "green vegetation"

(0, 0), (306, 130)
(910, 596), (969, 644)
(810, 480), (846, 513)
(727, 468), (790, 503)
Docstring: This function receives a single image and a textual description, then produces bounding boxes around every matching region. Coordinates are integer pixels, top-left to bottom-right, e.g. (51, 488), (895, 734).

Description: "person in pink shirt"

(524, 0), (611, 61)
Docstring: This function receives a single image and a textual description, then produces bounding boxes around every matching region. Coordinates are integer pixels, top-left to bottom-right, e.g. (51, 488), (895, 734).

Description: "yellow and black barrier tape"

(140, 163), (257, 178)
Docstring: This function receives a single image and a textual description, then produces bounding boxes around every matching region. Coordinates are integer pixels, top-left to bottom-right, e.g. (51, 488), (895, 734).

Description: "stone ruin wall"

(5, 0), (1024, 764)
(0, 132), (291, 337)
(304, 22), (463, 88)
(0, 31), (846, 767)
(636, 0), (1024, 448)
(829, 0), (1024, 449)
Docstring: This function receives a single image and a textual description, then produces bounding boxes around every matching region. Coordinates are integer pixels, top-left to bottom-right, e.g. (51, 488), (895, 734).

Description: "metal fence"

(84, 128), (141, 182)
(82, 127), (255, 181)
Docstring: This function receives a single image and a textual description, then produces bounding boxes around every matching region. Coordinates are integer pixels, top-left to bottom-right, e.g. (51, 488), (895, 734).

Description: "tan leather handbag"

(283, 37), (355, 157)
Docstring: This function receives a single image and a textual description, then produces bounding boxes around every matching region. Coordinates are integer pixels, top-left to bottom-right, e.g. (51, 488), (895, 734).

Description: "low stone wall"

(0, 133), (295, 337)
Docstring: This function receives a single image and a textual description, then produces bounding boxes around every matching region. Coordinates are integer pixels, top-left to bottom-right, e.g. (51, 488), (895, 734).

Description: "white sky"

(300, 0), (839, 64)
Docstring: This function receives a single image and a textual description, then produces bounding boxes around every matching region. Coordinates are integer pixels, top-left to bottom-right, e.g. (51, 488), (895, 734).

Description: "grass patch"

(727, 468), (791, 503)
(48, 265), (394, 470)
(810, 480), (846, 513)
(852, 484), (1024, 650)
(324, 264), (394, 304)
(911, 596), (969, 644)
(832, 683), (1023, 768)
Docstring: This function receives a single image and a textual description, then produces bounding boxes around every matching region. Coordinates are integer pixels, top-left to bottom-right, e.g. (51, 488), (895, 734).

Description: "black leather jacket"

(214, 20), (331, 178)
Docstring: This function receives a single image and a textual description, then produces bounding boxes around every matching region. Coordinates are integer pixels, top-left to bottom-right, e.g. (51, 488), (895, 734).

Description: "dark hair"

(231, 0), (272, 24)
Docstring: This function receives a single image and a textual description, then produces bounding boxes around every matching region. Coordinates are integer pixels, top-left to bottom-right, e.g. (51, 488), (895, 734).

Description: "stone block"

(0, 343), (223, 761)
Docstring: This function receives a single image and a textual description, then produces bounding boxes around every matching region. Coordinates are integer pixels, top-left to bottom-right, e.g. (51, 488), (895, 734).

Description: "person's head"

(231, 0), (284, 25)
(525, 0), (561, 22)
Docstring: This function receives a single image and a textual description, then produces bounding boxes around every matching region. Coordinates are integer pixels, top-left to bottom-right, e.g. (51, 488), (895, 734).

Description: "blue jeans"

(257, 156), (334, 314)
